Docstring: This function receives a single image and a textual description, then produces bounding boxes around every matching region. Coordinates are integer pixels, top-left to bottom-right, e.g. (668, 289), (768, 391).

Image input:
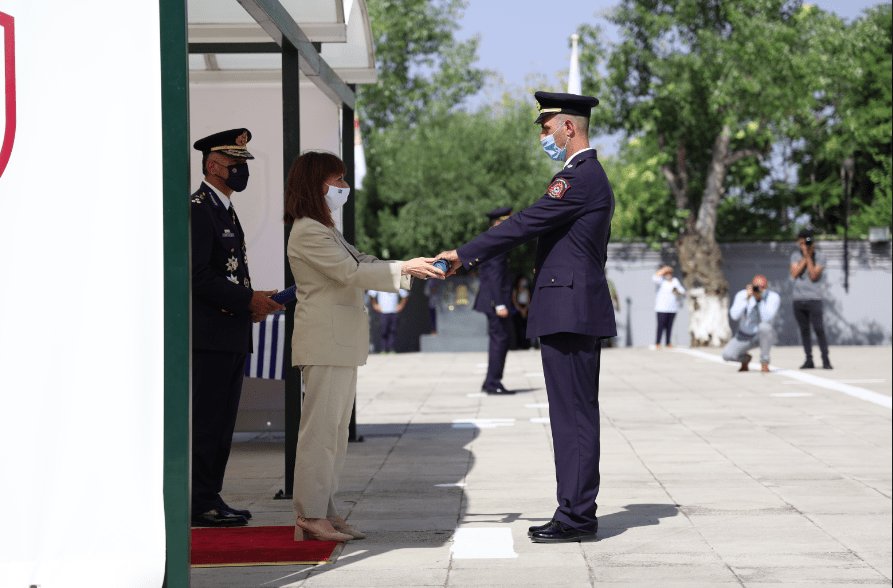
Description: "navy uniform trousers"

(484, 313), (511, 389)
(540, 332), (601, 531)
(192, 350), (247, 514)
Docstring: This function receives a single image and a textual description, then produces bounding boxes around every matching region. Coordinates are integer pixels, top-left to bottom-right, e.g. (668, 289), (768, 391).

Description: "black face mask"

(223, 163), (250, 192)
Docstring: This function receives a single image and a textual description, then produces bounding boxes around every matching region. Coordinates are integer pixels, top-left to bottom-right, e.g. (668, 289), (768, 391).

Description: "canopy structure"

(187, 0), (376, 90)
(165, 1), (379, 582)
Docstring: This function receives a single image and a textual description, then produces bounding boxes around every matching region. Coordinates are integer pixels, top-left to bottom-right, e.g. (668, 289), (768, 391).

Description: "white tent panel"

(187, 1), (376, 84)
(320, 0), (377, 82)
(188, 0), (344, 25)
(189, 82), (343, 295)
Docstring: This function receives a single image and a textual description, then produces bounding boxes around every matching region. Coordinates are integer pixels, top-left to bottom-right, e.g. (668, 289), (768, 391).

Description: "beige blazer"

(287, 217), (412, 367)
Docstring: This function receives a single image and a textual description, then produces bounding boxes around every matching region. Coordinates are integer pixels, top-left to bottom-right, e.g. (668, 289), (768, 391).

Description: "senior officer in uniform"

(475, 207), (515, 395)
(191, 128), (284, 527)
(437, 92), (615, 543)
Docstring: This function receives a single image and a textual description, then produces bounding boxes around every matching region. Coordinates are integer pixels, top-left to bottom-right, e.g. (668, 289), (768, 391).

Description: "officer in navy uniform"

(475, 207), (515, 395)
(190, 128), (284, 527)
(437, 92), (615, 543)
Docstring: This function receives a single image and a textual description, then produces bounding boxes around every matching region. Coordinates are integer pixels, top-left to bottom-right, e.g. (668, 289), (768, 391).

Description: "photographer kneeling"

(722, 275), (780, 372)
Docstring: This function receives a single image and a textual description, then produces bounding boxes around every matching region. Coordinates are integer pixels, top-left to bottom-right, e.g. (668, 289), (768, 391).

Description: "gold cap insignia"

(235, 132), (249, 147)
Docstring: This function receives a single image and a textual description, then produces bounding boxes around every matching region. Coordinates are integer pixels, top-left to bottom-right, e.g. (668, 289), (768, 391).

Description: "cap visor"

(218, 148), (255, 159)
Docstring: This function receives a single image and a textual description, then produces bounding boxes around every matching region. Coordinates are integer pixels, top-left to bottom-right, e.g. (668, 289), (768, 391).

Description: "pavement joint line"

(600, 410), (748, 588)
(672, 404), (892, 581)
(671, 347), (893, 409)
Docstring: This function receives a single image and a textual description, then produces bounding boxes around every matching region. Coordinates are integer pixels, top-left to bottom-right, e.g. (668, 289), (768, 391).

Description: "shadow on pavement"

(596, 503), (680, 538)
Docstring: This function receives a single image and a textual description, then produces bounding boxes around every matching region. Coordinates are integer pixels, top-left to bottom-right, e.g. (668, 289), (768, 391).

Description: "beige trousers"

(292, 364), (357, 519)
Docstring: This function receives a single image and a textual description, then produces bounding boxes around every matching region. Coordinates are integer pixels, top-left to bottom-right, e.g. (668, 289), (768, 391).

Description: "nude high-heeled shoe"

(294, 516), (352, 542)
(328, 515), (366, 539)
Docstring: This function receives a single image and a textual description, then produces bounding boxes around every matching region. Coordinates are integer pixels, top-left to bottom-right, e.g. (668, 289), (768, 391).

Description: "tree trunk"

(677, 227), (731, 347)
(677, 125), (736, 347)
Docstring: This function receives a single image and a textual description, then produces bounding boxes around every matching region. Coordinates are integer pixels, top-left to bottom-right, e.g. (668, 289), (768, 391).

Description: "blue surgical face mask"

(223, 163), (250, 192)
(540, 125), (569, 161)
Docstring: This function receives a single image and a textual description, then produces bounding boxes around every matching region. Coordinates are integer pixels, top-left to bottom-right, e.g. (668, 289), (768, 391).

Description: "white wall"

(189, 81), (343, 298)
(1, 2), (165, 586)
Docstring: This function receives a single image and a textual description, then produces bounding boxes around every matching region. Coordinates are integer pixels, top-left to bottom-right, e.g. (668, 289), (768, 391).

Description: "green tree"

(600, 135), (683, 247)
(793, 5), (892, 237)
(578, 0), (836, 346)
(358, 0), (487, 133)
(356, 98), (555, 270)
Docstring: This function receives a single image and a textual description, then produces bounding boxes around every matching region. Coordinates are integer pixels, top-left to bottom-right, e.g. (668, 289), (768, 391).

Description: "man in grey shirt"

(790, 229), (832, 369)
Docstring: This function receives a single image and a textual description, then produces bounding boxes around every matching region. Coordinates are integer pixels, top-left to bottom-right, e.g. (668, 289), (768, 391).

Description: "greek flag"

(244, 311), (286, 380)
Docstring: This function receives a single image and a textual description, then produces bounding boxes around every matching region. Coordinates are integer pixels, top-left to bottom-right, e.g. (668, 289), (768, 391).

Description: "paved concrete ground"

(193, 346), (892, 587)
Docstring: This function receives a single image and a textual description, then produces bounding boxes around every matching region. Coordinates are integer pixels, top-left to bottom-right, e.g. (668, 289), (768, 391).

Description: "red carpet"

(191, 525), (341, 567)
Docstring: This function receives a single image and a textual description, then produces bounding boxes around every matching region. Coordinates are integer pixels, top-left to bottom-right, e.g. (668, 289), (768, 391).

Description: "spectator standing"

(652, 266), (685, 349)
(790, 229), (832, 369)
(369, 289), (409, 353)
(722, 275), (780, 372)
(511, 274), (532, 350)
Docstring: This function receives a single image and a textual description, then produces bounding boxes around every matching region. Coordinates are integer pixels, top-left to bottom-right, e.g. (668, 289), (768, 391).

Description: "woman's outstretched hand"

(401, 257), (446, 280)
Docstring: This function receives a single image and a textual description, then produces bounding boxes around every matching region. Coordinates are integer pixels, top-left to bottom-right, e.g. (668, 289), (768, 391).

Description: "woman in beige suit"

(284, 152), (443, 542)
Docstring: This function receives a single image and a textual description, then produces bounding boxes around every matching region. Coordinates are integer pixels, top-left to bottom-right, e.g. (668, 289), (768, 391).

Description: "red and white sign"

(0, 11), (14, 179)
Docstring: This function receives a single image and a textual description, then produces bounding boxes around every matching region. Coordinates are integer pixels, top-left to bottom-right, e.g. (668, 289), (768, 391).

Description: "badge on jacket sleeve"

(547, 178), (570, 199)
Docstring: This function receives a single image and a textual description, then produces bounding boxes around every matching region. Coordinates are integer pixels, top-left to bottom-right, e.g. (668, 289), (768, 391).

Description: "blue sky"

(455, 0), (891, 138)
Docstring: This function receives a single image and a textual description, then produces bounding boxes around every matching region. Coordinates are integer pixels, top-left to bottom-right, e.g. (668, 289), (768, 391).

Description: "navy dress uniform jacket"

(457, 150), (616, 339)
(474, 251), (512, 315)
(191, 182), (254, 353)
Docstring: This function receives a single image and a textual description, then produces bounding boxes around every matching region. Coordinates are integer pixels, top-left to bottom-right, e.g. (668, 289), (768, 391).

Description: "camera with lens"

(804, 236), (813, 247)
(752, 285), (760, 294)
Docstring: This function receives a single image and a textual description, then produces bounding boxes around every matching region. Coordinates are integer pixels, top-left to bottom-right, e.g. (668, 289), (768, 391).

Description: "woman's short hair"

(283, 151), (346, 226)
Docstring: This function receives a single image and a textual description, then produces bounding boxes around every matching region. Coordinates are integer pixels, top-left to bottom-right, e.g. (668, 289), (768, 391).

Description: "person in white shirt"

(652, 266), (686, 348)
(368, 289), (409, 353)
(722, 275), (780, 372)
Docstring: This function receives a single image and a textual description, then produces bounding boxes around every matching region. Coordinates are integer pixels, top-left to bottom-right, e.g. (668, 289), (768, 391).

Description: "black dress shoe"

(800, 359), (815, 369)
(217, 499), (252, 519)
(191, 509), (248, 528)
(528, 519), (555, 537)
(482, 385), (515, 395)
(530, 520), (597, 543)
(822, 359), (833, 369)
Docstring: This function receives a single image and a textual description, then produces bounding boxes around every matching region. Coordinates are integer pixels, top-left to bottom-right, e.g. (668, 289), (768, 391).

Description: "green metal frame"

(160, 0), (191, 585)
(237, 0), (355, 108)
(160, 1), (358, 582)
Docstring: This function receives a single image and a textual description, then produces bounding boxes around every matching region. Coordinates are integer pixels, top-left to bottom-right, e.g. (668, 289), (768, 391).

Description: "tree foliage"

(792, 5), (892, 237)
(576, 0), (892, 345)
(358, 0), (487, 132)
(356, 99), (556, 267)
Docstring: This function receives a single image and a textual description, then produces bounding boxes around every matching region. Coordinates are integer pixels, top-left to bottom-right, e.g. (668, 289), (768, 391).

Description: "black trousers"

(483, 312), (510, 389)
(793, 300), (829, 361)
(540, 332), (601, 532)
(379, 313), (399, 351)
(192, 349), (248, 514)
(656, 312), (676, 345)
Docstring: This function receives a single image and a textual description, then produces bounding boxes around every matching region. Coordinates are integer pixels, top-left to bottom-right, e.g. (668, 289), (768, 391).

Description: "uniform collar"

(203, 181), (231, 210)
(564, 147), (596, 168)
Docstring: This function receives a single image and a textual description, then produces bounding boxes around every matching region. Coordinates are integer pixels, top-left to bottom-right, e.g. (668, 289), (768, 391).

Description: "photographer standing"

(722, 275), (780, 372)
(790, 229), (832, 369)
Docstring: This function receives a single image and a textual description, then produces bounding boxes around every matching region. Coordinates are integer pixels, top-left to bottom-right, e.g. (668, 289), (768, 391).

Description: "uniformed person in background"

(475, 207), (514, 395)
(190, 128), (285, 527)
(437, 92), (615, 543)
